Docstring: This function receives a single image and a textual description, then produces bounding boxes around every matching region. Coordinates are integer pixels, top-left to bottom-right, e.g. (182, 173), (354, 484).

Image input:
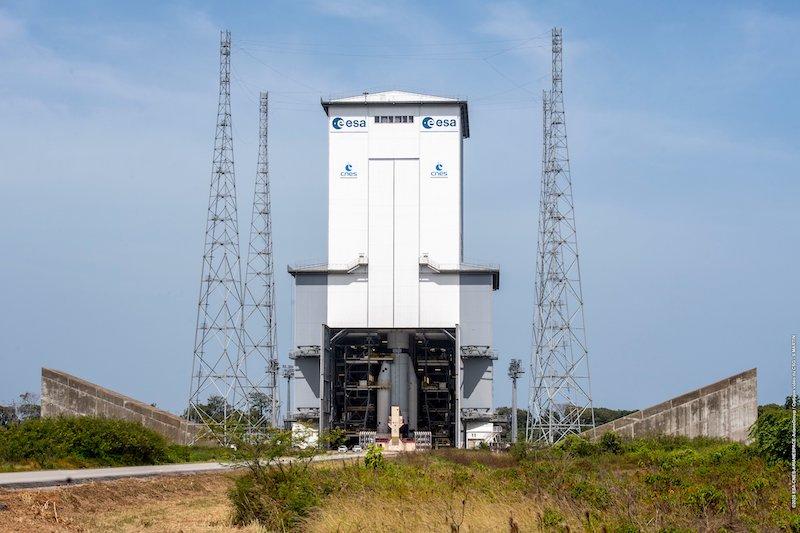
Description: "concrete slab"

(584, 368), (757, 443)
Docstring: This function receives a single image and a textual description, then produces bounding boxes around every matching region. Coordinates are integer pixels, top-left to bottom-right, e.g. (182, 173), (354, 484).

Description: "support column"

(388, 331), (410, 424)
(408, 355), (418, 431)
(377, 361), (391, 434)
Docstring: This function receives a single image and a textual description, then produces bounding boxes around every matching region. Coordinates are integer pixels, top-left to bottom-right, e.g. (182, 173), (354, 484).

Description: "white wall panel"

(419, 274), (459, 326)
(393, 159), (420, 327)
(419, 125), (461, 264)
(368, 159), (394, 327)
(328, 132), (368, 264)
(326, 273), (367, 327)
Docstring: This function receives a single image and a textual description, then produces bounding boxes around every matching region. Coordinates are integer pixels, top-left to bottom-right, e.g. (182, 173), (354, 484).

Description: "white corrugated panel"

(368, 159), (394, 326)
(393, 159), (420, 327)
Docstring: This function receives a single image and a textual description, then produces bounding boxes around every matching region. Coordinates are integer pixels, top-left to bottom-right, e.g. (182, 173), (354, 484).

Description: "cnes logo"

(332, 117), (367, 130)
(422, 116), (457, 129)
(430, 162), (448, 177)
(340, 163), (358, 178)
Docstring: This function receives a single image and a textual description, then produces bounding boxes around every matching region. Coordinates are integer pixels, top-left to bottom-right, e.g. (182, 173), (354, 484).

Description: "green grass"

(230, 435), (797, 531)
(165, 444), (233, 464)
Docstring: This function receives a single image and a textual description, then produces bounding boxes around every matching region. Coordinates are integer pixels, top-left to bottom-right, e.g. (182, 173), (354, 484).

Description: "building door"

(367, 159), (420, 327)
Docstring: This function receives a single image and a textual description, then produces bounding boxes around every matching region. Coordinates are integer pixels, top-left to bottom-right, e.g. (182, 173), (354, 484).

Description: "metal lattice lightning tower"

(241, 91), (280, 430)
(527, 28), (595, 444)
(187, 30), (249, 442)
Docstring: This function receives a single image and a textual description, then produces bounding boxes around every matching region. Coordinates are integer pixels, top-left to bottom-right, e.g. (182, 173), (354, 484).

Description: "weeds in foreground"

(226, 433), (794, 531)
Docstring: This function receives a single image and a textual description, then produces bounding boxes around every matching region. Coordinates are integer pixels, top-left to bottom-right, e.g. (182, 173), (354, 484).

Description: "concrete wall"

(294, 273), (328, 346)
(585, 368), (757, 443)
(459, 273), (493, 346)
(41, 368), (203, 445)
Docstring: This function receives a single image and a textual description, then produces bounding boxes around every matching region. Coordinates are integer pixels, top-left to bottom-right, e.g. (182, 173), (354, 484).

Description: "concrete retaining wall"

(41, 368), (203, 445)
(586, 368), (757, 443)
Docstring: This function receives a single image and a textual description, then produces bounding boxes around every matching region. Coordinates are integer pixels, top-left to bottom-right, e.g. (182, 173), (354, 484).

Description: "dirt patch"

(0, 473), (248, 532)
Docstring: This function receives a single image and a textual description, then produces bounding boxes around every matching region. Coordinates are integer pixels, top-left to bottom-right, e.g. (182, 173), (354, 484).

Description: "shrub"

(749, 409), (795, 464)
(226, 427), (323, 528)
(229, 468), (319, 529)
(0, 416), (168, 467)
(643, 470), (683, 491)
(706, 442), (745, 465)
(599, 431), (624, 454)
(557, 434), (598, 457)
(364, 444), (385, 470)
(320, 428), (347, 449)
(508, 442), (529, 461)
(570, 479), (611, 509)
(686, 484), (725, 515)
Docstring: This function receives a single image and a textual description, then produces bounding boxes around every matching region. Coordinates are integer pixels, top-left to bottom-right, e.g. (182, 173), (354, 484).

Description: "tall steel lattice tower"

(527, 28), (595, 444)
(187, 30), (249, 441)
(241, 92), (280, 430)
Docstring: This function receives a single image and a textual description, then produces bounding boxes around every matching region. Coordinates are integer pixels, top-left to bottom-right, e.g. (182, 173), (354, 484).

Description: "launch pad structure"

(289, 91), (500, 448)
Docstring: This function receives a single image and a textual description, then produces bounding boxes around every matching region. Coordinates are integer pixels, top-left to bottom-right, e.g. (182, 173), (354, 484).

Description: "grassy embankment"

(3, 410), (799, 531)
(0, 416), (231, 472)
(231, 432), (798, 531)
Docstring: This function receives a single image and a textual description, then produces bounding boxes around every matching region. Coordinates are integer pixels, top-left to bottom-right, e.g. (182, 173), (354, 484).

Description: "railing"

(460, 345), (498, 359)
(289, 254), (368, 274)
(289, 345), (321, 359)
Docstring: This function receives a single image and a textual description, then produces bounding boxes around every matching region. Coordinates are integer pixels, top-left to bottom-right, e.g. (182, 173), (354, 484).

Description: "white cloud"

(0, 9), (24, 41)
(175, 6), (218, 36)
(309, 0), (393, 20)
(0, 9), (207, 110)
(481, 1), (548, 41)
(730, 7), (800, 77)
(574, 103), (797, 166)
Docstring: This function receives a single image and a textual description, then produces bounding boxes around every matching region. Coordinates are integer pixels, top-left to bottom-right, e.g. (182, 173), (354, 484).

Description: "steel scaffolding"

(527, 28), (595, 444)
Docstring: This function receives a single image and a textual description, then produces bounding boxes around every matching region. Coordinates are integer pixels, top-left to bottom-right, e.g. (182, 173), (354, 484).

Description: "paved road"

(0, 452), (364, 490)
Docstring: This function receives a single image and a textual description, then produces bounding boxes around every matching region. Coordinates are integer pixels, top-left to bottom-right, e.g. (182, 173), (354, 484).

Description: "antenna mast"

(187, 30), (249, 443)
(282, 364), (295, 425)
(527, 28), (595, 444)
(508, 359), (524, 444)
(242, 91), (280, 430)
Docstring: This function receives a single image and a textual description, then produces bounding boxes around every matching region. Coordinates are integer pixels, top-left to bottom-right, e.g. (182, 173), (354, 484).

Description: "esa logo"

(332, 117), (367, 130)
(430, 162), (448, 177)
(422, 116), (457, 129)
(340, 163), (358, 178)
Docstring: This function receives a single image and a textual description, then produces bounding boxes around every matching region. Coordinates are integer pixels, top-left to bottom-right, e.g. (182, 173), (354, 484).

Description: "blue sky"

(1, 1), (797, 414)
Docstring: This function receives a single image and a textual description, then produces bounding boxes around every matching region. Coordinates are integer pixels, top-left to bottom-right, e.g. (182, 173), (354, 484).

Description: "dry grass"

(0, 473), (250, 533)
(306, 492), (564, 532)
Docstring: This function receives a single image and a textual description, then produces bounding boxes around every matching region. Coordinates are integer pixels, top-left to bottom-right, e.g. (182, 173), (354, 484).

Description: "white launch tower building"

(289, 91), (499, 448)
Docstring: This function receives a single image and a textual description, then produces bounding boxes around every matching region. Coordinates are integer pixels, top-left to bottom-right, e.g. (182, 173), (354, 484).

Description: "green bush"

(749, 409), (795, 464)
(557, 434), (598, 457)
(0, 416), (168, 467)
(508, 441), (529, 461)
(364, 444), (385, 470)
(685, 484), (726, 515)
(570, 479), (611, 509)
(229, 468), (320, 529)
(319, 428), (347, 449)
(599, 431), (624, 454)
